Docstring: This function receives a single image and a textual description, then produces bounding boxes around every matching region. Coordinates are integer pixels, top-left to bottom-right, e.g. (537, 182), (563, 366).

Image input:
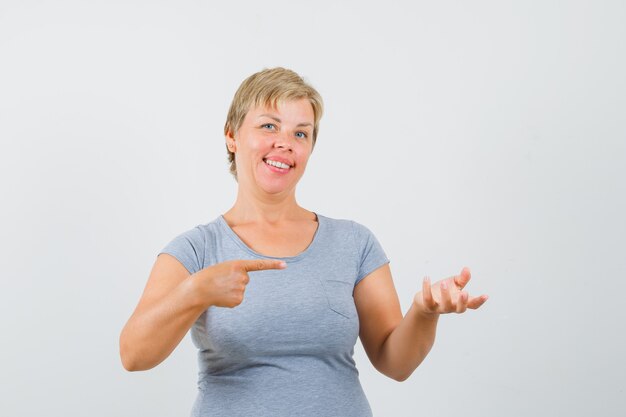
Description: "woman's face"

(229, 98), (315, 196)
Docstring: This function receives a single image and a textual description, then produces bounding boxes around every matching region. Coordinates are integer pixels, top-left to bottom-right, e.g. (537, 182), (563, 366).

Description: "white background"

(1, 1), (625, 416)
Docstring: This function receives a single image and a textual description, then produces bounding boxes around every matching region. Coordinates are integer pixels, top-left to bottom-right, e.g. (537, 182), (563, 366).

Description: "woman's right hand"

(192, 259), (287, 308)
(120, 256), (287, 371)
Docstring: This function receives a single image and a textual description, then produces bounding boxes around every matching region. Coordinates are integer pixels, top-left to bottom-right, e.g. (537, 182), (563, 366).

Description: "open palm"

(413, 267), (488, 315)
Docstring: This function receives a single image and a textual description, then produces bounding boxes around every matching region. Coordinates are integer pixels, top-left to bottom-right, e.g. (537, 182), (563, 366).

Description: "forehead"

(245, 98), (314, 122)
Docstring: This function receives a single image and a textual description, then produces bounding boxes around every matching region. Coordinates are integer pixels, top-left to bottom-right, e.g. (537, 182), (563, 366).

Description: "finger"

(422, 277), (438, 311)
(467, 294), (489, 310)
(456, 291), (468, 314)
(453, 267), (471, 290)
(240, 259), (287, 272)
(440, 281), (453, 311)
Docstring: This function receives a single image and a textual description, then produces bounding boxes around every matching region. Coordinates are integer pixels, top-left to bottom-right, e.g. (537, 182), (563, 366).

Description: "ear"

(225, 134), (236, 153)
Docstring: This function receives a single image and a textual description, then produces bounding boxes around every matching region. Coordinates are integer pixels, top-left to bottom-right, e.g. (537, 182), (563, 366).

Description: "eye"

(295, 131), (308, 139)
(261, 123), (276, 130)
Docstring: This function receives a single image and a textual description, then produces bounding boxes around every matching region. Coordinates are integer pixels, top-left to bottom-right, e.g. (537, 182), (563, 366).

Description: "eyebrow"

(258, 114), (313, 128)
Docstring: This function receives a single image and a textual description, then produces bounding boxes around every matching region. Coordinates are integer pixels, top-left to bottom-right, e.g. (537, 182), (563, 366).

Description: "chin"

(255, 170), (300, 194)
(261, 184), (294, 195)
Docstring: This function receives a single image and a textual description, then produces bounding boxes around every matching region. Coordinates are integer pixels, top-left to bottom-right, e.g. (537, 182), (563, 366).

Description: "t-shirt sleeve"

(351, 221), (390, 286)
(158, 226), (205, 275)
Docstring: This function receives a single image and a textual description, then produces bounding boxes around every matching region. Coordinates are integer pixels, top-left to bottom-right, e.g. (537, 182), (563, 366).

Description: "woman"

(119, 67), (488, 416)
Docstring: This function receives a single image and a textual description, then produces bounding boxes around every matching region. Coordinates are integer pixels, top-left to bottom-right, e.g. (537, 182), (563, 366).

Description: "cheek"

(252, 134), (274, 152)
(297, 154), (312, 169)
(301, 143), (314, 160)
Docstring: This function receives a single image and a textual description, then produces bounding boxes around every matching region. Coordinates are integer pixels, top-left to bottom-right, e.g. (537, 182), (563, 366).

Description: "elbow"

(119, 345), (160, 372)
(120, 349), (153, 372)
(375, 362), (413, 382)
(120, 352), (140, 372)
(377, 357), (419, 382)
(119, 332), (135, 371)
(121, 358), (137, 372)
(119, 333), (147, 372)
(389, 370), (412, 382)
(119, 333), (163, 372)
(120, 345), (140, 372)
(120, 345), (156, 372)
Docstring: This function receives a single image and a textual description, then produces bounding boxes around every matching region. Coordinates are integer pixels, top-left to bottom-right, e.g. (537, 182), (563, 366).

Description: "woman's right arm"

(119, 254), (287, 371)
(119, 253), (208, 371)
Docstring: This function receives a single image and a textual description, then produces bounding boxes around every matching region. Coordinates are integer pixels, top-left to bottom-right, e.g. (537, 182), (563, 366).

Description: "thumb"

(453, 267), (471, 289)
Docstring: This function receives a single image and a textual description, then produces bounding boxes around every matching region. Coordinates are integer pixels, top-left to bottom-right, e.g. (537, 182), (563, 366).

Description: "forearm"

(119, 275), (208, 371)
(376, 302), (440, 382)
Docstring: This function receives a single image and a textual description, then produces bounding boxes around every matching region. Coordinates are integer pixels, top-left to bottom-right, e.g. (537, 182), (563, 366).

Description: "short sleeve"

(351, 221), (390, 286)
(158, 226), (205, 275)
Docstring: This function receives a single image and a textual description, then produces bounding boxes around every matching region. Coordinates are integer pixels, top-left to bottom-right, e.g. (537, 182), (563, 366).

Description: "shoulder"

(317, 213), (381, 245)
(160, 216), (226, 257)
(317, 213), (359, 242)
(319, 213), (376, 232)
(317, 213), (353, 231)
(159, 216), (222, 274)
(170, 217), (220, 243)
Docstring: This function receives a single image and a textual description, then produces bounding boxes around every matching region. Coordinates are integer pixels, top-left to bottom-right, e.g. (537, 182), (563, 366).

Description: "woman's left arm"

(354, 265), (488, 382)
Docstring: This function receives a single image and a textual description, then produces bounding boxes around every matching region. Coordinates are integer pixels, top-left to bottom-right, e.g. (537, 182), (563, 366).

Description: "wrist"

(185, 272), (213, 310)
(411, 299), (440, 321)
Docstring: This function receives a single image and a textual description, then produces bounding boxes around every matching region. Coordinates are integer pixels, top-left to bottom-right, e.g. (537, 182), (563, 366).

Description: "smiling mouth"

(263, 158), (293, 170)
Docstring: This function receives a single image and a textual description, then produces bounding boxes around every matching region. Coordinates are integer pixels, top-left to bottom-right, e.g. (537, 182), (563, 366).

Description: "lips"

(263, 155), (294, 167)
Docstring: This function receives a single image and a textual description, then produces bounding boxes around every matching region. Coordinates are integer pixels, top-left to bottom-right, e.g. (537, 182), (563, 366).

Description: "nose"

(274, 131), (294, 151)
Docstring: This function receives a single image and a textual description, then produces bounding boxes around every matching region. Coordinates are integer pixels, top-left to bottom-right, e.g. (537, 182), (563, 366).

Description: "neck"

(224, 186), (310, 226)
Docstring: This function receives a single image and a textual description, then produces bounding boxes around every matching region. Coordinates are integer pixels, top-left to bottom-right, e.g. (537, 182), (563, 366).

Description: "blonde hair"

(224, 67), (324, 180)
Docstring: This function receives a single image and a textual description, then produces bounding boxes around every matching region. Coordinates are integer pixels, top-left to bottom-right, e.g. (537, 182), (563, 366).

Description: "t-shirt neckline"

(217, 212), (324, 263)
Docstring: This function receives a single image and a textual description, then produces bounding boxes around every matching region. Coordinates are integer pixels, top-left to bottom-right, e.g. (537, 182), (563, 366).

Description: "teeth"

(265, 159), (291, 169)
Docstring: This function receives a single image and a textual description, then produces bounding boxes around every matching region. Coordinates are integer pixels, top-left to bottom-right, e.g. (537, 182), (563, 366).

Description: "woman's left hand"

(413, 267), (488, 316)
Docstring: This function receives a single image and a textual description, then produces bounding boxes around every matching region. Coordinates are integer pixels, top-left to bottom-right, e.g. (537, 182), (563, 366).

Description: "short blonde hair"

(224, 67), (324, 180)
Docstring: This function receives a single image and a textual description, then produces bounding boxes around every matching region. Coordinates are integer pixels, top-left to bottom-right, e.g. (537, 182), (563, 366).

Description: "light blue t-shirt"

(159, 213), (390, 417)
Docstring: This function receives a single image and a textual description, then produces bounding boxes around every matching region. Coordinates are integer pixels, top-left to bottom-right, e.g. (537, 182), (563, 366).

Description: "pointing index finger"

(240, 259), (288, 272)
